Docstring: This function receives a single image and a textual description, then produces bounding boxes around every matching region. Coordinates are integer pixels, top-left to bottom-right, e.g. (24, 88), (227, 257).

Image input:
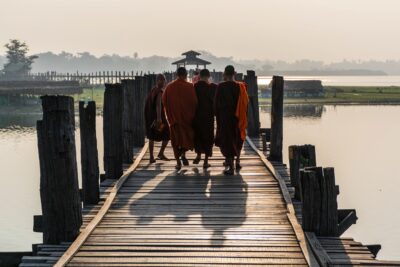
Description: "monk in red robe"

(215, 65), (248, 175)
(144, 74), (170, 164)
(193, 69), (217, 168)
(162, 67), (198, 170)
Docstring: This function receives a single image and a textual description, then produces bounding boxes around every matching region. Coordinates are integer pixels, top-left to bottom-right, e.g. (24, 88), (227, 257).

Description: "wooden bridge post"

(244, 70), (260, 137)
(122, 79), (135, 163)
(103, 83), (123, 179)
(79, 101), (100, 205)
(300, 167), (338, 236)
(37, 95), (82, 244)
(132, 76), (147, 147)
(268, 76), (284, 162)
(289, 144), (316, 200)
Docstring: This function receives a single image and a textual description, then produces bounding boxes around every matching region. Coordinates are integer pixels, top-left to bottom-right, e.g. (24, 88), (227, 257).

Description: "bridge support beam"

(37, 95), (82, 244)
(268, 76), (284, 162)
(103, 83), (123, 179)
(79, 101), (100, 205)
(289, 144), (316, 200)
(245, 70), (260, 137)
(122, 79), (135, 163)
(300, 167), (338, 236)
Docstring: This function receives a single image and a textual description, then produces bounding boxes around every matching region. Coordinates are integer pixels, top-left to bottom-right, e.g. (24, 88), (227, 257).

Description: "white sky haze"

(1, 0), (399, 61)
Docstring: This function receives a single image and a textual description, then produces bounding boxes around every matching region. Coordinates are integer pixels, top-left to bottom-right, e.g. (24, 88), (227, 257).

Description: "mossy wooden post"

(79, 101), (99, 205)
(37, 95), (82, 244)
(122, 79), (135, 163)
(268, 76), (284, 162)
(103, 83), (123, 179)
(300, 167), (338, 236)
(289, 144), (316, 200)
(245, 70), (260, 137)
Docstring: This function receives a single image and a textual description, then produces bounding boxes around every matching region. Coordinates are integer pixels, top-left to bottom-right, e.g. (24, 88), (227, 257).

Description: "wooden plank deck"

(20, 137), (400, 267)
(56, 140), (312, 266)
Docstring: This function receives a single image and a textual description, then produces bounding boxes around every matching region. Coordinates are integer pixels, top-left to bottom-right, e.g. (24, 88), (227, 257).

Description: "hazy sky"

(1, 0), (399, 61)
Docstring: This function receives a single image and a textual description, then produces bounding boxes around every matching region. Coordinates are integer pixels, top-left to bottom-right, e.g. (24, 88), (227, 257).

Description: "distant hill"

(1, 50), (399, 75)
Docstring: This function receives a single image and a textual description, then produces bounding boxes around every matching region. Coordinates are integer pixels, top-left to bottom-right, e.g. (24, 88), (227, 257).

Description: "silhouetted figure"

(193, 69), (217, 168)
(144, 74), (170, 163)
(215, 65), (242, 175)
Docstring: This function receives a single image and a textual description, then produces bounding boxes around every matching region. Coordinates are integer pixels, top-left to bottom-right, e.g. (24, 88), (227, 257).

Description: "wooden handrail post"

(79, 101), (100, 205)
(289, 144), (316, 199)
(300, 167), (338, 236)
(268, 75), (284, 162)
(244, 70), (260, 137)
(103, 83), (123, 179)
(121, 79), (135, 163)
(37, 95), (82, 244)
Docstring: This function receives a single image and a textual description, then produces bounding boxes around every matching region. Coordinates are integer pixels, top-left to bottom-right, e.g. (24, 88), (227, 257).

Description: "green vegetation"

(74, 87), (105, 109)
(78, 86), (400, 108)
(260, 86), (400, 105)
(2, 39), (38, 77)
(2, 85), (400, 115)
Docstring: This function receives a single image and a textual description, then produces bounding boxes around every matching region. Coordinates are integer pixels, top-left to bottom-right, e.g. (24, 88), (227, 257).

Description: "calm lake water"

(0, 105), (399, 260)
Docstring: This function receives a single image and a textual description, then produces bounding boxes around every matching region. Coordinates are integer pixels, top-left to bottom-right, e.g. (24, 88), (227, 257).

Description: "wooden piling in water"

(103, 83), (123, 179)
(300, 167), (338, 236)
(268, 76), (284, 162)
(122, 79), (135, 163)
(36, 95), (82, 244)
(289, 144), (316, 199)
(245, 70), (260, 137)
(79, 101), (100, 205)
(132, 76), (147, 147)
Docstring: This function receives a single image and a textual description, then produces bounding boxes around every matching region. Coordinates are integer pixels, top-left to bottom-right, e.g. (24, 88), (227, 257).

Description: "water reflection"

(0, 114), (41, 129)
(1, 106), (400, 260)
(261, 104), (325, 119)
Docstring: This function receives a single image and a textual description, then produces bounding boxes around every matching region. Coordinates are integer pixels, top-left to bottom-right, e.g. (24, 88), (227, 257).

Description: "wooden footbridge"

(18, 74), (400, 266)
(54, 139), (314, 266)
(21, 138), (400, 266)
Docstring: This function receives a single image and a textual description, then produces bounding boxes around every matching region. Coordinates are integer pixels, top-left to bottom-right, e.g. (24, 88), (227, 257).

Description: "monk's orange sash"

(235, 81), (249, 141)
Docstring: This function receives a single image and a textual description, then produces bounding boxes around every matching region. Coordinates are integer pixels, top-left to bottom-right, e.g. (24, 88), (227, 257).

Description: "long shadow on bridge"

(124, 166), (248, 247)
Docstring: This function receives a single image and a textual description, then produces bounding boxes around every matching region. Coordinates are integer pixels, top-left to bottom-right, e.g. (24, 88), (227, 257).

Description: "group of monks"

(144, 65), (249, 175)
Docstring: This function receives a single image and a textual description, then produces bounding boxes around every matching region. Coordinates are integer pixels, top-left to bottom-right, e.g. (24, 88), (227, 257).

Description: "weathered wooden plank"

(53, 143), (148, 266)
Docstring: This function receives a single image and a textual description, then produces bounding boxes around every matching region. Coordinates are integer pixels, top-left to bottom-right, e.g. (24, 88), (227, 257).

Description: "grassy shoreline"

(260, 85), (400, 105)
(1, 85), (400, 115)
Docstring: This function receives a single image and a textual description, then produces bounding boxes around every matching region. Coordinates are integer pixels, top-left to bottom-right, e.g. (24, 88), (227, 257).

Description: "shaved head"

(156, 73), (166, 88)
(156, 74), (166, 82)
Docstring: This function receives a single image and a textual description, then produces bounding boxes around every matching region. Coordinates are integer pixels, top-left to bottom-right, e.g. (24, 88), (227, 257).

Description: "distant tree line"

(1, 39), (37, 78)
(1, 40), (400, 76)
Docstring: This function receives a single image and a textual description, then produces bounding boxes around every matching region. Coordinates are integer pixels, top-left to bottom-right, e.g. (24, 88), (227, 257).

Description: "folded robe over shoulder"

(162, 79), (198, 151)
(235, 81), (249, 141)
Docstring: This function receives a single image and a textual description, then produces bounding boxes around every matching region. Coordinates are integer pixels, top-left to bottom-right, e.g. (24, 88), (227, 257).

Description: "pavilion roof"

(172, 57), (211, 65)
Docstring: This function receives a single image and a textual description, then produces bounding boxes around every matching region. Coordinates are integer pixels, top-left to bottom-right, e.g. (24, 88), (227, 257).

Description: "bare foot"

(203, 163), (211, 169)
(157, 154), (170, 161)
(193, 156), (201, 164)
(181, 157), (189, 166)
(175, 164), (182, 170)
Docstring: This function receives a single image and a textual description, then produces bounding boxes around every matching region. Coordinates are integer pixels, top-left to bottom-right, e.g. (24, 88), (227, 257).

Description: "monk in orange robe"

(162, 67), (198, 170)
(234, 80), (249, 170)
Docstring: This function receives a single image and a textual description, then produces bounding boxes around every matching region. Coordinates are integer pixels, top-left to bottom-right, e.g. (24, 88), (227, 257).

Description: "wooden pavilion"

(172, 50), (211, 69)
